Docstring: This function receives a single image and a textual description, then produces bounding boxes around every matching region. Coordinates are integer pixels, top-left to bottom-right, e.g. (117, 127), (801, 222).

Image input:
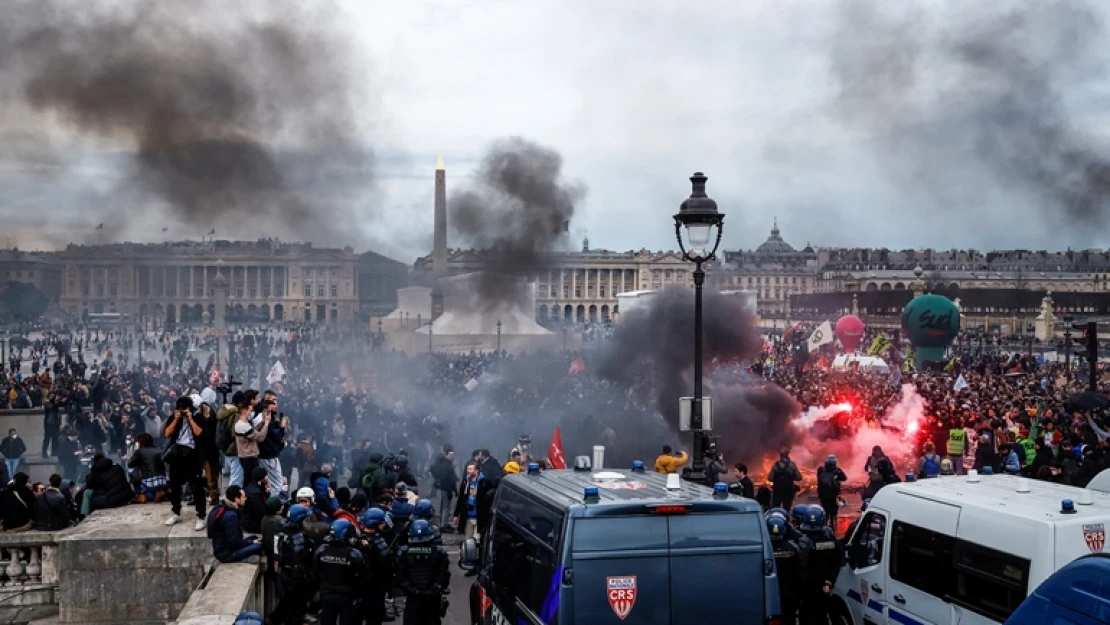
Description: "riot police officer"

(314, 519), (365, 625)
(767, 507), (803, 541)
(274, 504), (313, 625)
(768, 516), (807, 625)
(413, 499), (443, 545)
(358, 508), (394, 625)
(394, 520), (451, 625)
(797, 507), (845, 625)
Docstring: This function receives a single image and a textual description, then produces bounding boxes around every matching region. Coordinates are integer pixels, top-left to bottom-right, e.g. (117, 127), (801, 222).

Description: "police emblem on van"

(1083, 523), (1106, 553)
(607, 576), (637, 620)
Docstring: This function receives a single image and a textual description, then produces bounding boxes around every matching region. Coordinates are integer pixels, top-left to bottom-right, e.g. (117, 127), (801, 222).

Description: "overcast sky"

(3, 0), (1110, 262)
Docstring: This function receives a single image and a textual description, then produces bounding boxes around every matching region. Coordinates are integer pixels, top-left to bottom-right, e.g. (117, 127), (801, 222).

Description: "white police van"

(831, 472), (1110, 625)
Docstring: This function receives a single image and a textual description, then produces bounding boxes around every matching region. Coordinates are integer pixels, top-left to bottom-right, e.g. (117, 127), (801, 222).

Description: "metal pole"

(429, 322), (433, 353)
(691, 261), (705, 478)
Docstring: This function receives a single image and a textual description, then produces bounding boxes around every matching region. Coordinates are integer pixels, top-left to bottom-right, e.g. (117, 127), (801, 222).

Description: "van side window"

(489, 513), (561, 622)
(890, 521), (954, 598)
(950, 541), (1030, 622)
(495, 487), (564, 549)
(850, 513), (886, 568)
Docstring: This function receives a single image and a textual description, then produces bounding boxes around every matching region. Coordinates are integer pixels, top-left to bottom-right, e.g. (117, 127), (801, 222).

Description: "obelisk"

(431, 155), (446, 321)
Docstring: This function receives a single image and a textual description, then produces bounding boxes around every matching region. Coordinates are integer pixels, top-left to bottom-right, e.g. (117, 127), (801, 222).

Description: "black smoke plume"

(595, 288), (801, 463)
(451, 137), (585, 307)
(0, 0), (373, 246)
(829, 1), (1110, 234)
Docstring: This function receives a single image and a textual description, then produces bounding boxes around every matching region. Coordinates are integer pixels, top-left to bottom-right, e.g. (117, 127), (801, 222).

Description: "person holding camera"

(161, 396), (208, 531)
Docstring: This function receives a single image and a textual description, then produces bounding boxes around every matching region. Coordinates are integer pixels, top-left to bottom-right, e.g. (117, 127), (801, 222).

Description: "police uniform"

(314, 536), (366, 625)
(799, 526), (845, 625)
(394, 541), (451, 625)
(358, 532), (392, 625)
(771, 533), (807, 625)
(273, 523), (312, 625)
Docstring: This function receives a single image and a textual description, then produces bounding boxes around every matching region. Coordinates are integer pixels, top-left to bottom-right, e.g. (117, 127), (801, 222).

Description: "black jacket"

(0, 436), (26, 460)
(207, 504), (253, 563)
(127, 447), (165, 481)
(33, 488), (72, 531)
(241, 481), (268, 533)
(257, 419), (285, 460)
(2, 485), (34, 530)
(429, 456), (458, 492)
(86, 456), (133, 511)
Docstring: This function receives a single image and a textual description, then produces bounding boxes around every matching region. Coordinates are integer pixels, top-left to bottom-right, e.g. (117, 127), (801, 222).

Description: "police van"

(458, 462), (780, 625)
(1003, 553), (1110, 625)
(831, 472), (1110, 625)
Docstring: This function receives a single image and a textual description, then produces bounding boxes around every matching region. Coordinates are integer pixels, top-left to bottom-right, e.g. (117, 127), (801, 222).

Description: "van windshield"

(571, 513), (762, 551)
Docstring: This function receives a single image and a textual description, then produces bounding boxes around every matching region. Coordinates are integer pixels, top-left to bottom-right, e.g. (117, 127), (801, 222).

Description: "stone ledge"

(175, 562), (262, 625)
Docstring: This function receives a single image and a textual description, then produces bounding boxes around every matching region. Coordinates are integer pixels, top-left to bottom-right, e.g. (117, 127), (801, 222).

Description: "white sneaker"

(165, 514), (180, 526)
(194, 518), (206, 531)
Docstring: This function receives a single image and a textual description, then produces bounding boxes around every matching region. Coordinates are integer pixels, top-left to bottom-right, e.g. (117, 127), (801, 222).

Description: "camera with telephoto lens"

(216, 376), (243, 400)
(703, 435), (722, 458)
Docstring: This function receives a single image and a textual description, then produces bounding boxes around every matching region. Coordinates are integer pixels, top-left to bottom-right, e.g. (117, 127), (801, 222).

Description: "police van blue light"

(631, 460), (645, 473)
(527, 462), (541, 475)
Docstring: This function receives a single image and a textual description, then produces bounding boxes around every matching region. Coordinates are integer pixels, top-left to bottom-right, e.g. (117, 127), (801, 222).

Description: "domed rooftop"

(755, 218), (795, 254)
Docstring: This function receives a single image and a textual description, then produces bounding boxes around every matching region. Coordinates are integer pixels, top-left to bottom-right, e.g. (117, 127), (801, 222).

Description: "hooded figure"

(360, 453), (387, 500)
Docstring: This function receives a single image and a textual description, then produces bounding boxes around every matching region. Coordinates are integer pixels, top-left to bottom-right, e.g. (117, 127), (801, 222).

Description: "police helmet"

(331, 519), (356, 540)
(287, 504), (310, 524)
(767, 507), (790, 520)
(790, 504), (810, 525)
(766, 515), (788, 541)
(801, 507), (826, 530)
(295, 487), (315, 503)
(361, 507), (387, 529)
(234, 612), (264, 625)
(861, 498), (871, 512)
(408, 519), (435, 544)
(414, 499), (435, 520)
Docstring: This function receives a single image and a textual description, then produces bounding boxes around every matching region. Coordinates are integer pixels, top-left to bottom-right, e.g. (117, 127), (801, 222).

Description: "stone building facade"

(413, 237), (695, 323)
(0, 250), (63, 302)
(711, 220), (820, 317)
(57, 239), (361, 324)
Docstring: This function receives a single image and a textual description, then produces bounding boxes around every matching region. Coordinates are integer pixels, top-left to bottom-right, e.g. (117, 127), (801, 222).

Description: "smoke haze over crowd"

(0, 0), (375, 246)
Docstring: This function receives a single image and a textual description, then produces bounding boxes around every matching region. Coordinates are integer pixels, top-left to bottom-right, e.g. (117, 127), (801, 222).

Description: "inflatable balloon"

(901, 294), (961, 369)
(835, 315), (865, 352)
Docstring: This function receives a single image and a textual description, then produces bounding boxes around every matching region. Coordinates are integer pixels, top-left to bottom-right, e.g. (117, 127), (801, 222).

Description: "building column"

(572, 270), (578, 300)
(255, 266), (262, 299)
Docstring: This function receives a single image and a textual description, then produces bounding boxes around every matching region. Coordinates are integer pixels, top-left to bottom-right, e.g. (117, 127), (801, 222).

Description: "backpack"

(922, 453), (941, 477)
(206, 505), (227, 539)
(771, 461), (794, 492)
(215, 418), (233, 455)
(817, 468), (840, 498)
(361, 468), (379, 498)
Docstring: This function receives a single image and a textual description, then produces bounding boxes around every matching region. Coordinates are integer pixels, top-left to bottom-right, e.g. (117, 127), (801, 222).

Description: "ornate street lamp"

(673, 172), (725, 482)
(496, 319), (502, 353)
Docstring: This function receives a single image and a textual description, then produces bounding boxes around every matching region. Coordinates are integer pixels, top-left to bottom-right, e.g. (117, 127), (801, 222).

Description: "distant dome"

(755, 219), (795, 254)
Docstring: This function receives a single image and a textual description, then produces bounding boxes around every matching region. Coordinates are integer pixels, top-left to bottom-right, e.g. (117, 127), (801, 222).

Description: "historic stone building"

(358, 250), (409, 319)
(413, 237), (695, 323)
(0, 249), (63, 302)
(57, 239), (362, 324)
(816, 248), (1109, 293)
(711, 220), (820, 317)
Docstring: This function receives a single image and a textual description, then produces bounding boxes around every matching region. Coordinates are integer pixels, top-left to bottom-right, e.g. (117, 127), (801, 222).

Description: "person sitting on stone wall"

(79, 453), (133, 518)
(33, 474), (73, 531)
(127, 433), (167, 503)
(207, 485), (263, 564)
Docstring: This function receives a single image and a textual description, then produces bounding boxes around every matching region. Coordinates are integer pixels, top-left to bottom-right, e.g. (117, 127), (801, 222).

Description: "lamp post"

(672, 171), (725, 482)
(1063, 315), (1073, 373)
(429, 320), (433, 353)
(496, 319), (502, 353)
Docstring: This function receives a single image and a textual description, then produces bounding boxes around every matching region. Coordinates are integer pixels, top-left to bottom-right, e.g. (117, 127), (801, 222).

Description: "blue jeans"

(258, 458), (283, 494)
(223, 541), (263, 563)
(5, 459), (18, 479)
(226, 456), (243, 487)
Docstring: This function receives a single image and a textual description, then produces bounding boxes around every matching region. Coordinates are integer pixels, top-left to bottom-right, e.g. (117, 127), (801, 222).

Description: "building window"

(653, 269), (661, 279)
(276, 284), (284, 297)
(792, 277), (797, 284)
(236, 287), (244, 298)
(26, 271), (32, 279)
(575, 287), (581, 298)
(600, 286), (606, 298)
(317, 285), (325, 297)
(250, 286), (257, 298)
(195, 286), (203, 297)
(109, 284), (117, 296)
(331, 267), (338, 278)
(263, 286), (271, 297)
(96, 284), (104, 297)
(677, 269), (685, 280)
(550, 286), (556, 297)
(304, 284), (312, 297)
(330, 284), (338, 297)
(563, 286), (569, 298)
(665, 269), (673, 279)
(304, 267), (312, 277)
(747, 277), (753, 285)
(775, 277), (780, 284)
(890, 521), (955, 600)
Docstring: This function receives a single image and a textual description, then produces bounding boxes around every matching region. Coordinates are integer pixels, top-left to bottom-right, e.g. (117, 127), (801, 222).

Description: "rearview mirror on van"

(458, 538), (479, 571)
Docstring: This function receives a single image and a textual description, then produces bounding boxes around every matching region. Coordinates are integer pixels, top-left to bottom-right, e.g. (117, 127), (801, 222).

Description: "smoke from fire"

(596, 288), (802, 464)
(0, 0), (374, 246)
(829, 1), (1110, 236)
(450, 137), (585, 308)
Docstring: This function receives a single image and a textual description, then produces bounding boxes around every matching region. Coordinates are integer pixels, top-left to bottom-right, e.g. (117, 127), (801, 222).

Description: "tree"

(0, 282), (48, 320)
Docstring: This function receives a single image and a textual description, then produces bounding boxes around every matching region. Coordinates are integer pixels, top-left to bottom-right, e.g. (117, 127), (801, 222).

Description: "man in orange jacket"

(654, 445), (689, 474)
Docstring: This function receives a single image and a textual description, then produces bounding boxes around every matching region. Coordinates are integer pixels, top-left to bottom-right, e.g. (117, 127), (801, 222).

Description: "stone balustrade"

(0, 531), (59, 609)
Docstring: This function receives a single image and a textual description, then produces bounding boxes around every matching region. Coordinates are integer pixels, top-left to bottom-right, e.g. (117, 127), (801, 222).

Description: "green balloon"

(901, 294), (961, 349)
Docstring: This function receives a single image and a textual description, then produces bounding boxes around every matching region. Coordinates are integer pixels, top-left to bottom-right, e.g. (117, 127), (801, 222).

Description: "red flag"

(568, 357), (586, 375)
(783, 321), (805, 339)
(210, 366), (220, 386)
(547, 427), (567, 470)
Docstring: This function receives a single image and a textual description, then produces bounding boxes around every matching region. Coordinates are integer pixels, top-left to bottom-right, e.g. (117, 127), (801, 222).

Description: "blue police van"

(1003, 553), (1110, 625)
(458, 462), (780, 625)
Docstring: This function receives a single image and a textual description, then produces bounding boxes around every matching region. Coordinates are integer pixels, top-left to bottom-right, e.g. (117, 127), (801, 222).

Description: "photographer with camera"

(704, 438), (728, 488)
(161, 396), (208, 531)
